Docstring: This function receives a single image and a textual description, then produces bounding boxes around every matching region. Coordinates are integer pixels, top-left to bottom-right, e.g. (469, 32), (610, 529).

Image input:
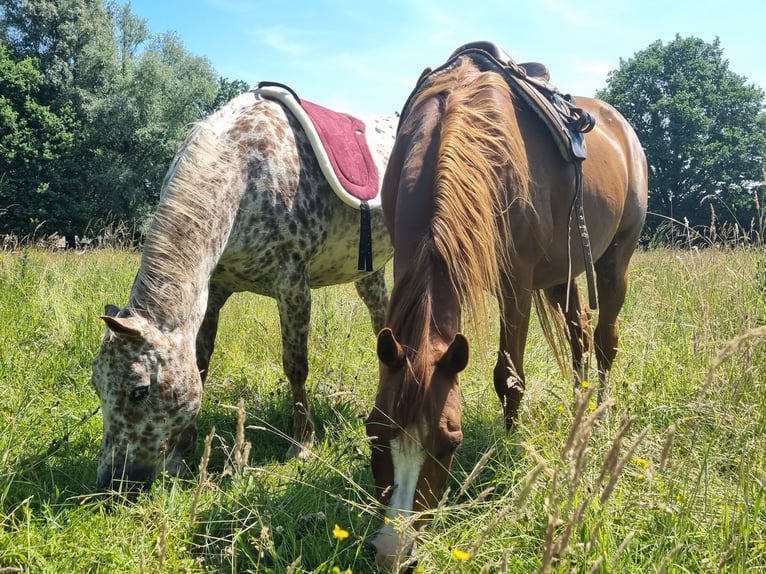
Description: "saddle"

(401, 40), (596, 163)
(252, 82), (381, 272)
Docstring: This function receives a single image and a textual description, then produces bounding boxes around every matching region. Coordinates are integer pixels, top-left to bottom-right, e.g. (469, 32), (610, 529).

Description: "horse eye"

(130, 384), (150, 402)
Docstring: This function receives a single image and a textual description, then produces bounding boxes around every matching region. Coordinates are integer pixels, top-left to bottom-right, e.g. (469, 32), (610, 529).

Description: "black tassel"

(358, 202), (373, 272)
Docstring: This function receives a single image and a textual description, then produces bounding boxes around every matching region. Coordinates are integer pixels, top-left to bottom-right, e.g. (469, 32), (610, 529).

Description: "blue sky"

(127, 0), (765, 116)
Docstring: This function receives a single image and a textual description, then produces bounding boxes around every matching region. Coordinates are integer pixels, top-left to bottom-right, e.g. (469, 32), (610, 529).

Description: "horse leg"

(276, 269), (315, 459)
(593, 242), (632, 406)
(354, 267), (389, 334)
(544, 281), (592, 389)
(195, 283), (232, 384)
(493, 288), (533, 430)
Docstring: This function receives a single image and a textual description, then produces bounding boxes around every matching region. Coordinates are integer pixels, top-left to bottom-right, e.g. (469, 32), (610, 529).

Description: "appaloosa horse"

(91, 89), (396, 490)
(366, 46), (647, 568)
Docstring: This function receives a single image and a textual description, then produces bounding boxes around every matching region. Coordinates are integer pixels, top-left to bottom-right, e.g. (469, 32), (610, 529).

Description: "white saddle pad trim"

(253, 85), (381, 209)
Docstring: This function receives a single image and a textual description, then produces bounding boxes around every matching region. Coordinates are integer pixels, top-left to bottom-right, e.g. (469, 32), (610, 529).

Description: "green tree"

(597, 35), (766, 243)
(86, 30), (217, 221)
(0, 41), (77, 237)
(1, 0), (119, 115)
(1, 0), (119, 241)
(208, 76), (250, 114)
(0, 1), (221, 240)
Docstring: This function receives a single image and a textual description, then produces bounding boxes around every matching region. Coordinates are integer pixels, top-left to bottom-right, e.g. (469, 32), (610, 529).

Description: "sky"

(126, 0), (766, 116)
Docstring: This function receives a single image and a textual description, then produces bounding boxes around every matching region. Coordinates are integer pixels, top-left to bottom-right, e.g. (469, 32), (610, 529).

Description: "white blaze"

(372, 426), (426, 569)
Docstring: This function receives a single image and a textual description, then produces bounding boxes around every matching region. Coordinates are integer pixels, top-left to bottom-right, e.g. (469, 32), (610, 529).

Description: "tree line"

(0, 0), (247, 247)
(2, 2), (765, 246)
(598, 35), (766, 244)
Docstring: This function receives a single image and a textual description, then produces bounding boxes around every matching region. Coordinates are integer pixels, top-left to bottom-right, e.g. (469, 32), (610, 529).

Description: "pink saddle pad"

(301, 99), (379, 202)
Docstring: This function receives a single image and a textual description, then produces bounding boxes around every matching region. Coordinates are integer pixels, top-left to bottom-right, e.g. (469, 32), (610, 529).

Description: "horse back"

(521, 96), (648, 288)
(578, 96), (648, 224)
(566, 97), (648, 247)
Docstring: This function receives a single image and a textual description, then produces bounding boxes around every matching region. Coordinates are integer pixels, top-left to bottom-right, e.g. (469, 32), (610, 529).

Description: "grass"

(1, 246), (766, 572)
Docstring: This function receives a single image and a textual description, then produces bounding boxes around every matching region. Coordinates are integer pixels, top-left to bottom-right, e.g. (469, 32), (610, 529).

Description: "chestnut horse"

(365, 55), (647, 567)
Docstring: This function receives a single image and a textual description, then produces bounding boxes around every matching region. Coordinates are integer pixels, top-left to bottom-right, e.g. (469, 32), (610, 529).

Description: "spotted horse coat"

(91, 91), (396, 490)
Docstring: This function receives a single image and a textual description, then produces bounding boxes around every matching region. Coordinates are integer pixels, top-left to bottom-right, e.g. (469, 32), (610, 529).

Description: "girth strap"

(573, 162), (597, 309)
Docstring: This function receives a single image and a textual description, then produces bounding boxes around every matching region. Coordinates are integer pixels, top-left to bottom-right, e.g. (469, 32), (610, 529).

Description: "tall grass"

(1, 247), (765, 572)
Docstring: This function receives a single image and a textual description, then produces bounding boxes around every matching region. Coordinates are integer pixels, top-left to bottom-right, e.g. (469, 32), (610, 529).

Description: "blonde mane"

(413, 58), (529, 330)
(387, 58), (530, 425)
(130, 114), (240, 328)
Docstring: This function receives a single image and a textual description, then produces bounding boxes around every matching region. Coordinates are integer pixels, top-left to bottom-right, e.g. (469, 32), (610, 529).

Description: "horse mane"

(130, 103), (243, 328)
(387, 58), (531, 427)
(385, 247), (440, 427)
(413, 57), (530, 331)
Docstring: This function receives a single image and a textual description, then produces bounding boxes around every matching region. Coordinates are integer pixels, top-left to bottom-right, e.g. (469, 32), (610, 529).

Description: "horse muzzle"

(370, 530), (417, 573)
(96, 462), (156, 494)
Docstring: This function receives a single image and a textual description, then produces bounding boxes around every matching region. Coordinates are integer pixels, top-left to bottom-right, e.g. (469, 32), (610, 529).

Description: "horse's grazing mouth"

(96, 464), (156, 494)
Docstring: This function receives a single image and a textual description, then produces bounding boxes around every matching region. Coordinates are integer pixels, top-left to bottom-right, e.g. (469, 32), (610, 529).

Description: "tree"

(0, 1), (220, 240)
(1, 0), (120, 242)
(1, 0), (119, 115)
(208, 76), (250, 114)
(597, 35), (766, 243)
(0, 41), (77, 237)
(86, 30), (218, 219)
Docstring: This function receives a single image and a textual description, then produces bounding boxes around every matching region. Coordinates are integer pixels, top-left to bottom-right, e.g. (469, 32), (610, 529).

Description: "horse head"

(91, 305), (202, 492)
(366, 327), (468, 569)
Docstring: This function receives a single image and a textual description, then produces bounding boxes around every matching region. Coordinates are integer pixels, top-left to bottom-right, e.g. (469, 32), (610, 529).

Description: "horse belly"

(308, 205), (392, 287)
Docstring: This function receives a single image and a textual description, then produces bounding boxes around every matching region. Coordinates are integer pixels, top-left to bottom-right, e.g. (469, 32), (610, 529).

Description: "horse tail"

(532, 291), (576, 381)
(415, 59), (530, 334)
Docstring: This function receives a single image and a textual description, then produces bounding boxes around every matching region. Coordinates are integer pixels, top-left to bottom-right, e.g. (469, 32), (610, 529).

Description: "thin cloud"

(254, 25), (312, 55)
(539, 0), (599, 27)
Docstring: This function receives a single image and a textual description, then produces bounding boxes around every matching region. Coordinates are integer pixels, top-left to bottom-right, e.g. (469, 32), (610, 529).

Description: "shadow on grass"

(1, 435), (100, 513)
(189, 391), (382, 572)
(187, 385), (516, 573)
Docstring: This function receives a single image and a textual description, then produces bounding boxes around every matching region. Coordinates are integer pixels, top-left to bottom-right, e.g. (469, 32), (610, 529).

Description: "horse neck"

(128, 206), (237, 333)
(128, 128), (242, 333)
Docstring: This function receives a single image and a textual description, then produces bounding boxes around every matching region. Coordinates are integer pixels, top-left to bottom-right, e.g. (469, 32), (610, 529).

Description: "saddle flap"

(253, 82), (381, 208)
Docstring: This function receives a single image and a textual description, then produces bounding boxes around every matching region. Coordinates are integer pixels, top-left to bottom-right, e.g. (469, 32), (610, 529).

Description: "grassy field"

(1, 247), (765, 573)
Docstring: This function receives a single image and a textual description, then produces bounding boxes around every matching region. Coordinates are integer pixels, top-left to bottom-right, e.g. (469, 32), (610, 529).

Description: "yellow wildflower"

(452, 548), (471, 561)
(581, 380), (590, 389)
(632, 457), (650, 469)
(332, 524), (350, 540)
(588, 401), (597, 411)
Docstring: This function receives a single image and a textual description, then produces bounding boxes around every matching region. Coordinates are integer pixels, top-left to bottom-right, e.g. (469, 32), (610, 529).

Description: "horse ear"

(100, 315), (145, 340)
(377, 328), (404, 367)
(438, 333), (469, 374)
(104, 304), (120, 318)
